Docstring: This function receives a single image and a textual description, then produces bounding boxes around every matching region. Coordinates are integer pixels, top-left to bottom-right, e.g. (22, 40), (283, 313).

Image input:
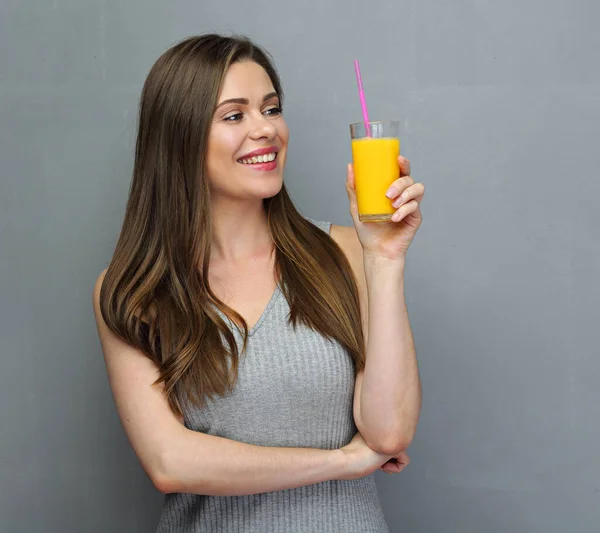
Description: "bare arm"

(93, 270), (353, 496)
(163, 431), (346, 496)
(331, 226), (421, 456)
(357, 255), (421, 454)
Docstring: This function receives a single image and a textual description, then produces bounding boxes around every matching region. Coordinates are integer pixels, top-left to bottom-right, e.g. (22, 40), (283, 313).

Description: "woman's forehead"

(218, 61), (276, 101)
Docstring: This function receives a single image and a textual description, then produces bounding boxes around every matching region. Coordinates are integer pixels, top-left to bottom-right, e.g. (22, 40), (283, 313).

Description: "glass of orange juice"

(350, 120), (400, 222)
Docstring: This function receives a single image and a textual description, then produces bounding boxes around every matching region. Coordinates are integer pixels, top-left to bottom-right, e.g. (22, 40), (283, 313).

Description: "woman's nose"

(248, 113), (276, 140)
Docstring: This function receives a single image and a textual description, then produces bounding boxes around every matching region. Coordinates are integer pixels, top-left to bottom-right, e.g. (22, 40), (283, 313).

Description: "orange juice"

(351, 137), (400, 221)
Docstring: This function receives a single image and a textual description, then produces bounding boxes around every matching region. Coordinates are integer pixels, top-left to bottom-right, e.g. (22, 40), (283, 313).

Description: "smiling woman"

(206, 61), (288, 199)
(93, 33), (405, 533)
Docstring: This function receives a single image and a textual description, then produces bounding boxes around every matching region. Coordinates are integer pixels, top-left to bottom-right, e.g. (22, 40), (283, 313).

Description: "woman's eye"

(224, 107), (281, 122)
(265, 107), (282, 116)
(224, 113), (243, 122)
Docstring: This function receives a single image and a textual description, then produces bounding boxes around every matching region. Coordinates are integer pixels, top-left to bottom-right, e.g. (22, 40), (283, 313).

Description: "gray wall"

(1, 1), (598, 532)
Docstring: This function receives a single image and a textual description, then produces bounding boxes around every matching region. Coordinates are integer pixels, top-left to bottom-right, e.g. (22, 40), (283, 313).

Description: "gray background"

(1, 0), (598, 531)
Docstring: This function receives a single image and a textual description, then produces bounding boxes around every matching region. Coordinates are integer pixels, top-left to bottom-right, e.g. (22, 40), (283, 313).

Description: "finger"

(385, 176), (415, 200)
(391, 182), (425, 208)
(397, 451), (410, 466)
(391, 199), (420, 223)
(379, 462), (396, 473)
(346, 163), (355, 191)
(398, 155), (411, 177)
(345, 163), (359, 219)
(380, 462), (406, 474)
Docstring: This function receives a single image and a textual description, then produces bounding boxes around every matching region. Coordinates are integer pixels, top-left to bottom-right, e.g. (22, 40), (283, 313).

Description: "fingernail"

(386, 187), (398, 199)
(393, 196), (404, 208)
(392, 212), (401, 222)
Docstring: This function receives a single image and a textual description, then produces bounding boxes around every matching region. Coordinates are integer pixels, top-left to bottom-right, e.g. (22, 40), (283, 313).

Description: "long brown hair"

(99, 34), (365, 418)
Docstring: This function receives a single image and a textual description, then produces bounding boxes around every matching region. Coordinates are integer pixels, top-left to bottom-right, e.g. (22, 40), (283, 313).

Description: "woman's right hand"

(337, 432), (395, 480)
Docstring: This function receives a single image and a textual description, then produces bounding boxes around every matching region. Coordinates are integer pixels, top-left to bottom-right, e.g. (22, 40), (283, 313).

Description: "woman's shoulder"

(303, 216), (362, 266)
(305, 217), (367, 331)
(303, 216), (332, 235)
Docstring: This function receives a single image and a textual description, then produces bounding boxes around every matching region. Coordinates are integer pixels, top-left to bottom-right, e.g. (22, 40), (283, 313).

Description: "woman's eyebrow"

(215, 92), (278, 110)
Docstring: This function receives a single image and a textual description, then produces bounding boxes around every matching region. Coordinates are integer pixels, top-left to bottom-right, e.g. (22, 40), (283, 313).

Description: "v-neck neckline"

(247, 282), (281, 336)
(214, 282), (282, 338)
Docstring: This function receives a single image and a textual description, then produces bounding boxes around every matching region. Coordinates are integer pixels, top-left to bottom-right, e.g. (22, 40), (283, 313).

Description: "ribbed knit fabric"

(155, 218), (389, 533)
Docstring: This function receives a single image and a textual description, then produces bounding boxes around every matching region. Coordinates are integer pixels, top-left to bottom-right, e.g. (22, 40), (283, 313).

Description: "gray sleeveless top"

(156, 218), (389, 533)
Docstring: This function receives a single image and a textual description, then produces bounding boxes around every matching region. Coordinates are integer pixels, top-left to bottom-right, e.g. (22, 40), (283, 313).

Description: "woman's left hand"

(346, 156), (425, 261)
(379, 449), (410, 475)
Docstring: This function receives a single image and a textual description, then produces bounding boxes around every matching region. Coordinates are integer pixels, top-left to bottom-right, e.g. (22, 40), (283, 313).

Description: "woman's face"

(206, 61), (289, 202)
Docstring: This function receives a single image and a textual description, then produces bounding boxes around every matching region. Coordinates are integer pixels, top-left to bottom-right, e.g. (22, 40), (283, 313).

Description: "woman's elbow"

(148, 450), (180, 494)
(151, 471), (176, 494)
(367, 433), (413, 456)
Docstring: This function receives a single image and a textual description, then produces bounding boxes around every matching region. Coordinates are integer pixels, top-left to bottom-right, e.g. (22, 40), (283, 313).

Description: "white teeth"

(238, 152), (277, 164)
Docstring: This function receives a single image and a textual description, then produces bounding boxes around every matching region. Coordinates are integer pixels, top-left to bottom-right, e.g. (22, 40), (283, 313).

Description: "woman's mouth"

(236, 152), (278, 171)
(237, 152), (277, 165)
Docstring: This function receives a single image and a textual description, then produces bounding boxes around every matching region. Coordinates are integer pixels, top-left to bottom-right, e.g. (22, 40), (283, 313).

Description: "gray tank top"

(156, 218), (389, 533)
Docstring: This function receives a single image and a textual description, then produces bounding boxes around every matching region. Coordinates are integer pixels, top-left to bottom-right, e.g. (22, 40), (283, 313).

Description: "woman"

(93, 34), (424, 532)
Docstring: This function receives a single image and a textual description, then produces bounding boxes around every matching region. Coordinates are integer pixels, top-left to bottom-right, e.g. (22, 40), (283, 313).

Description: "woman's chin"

(257, 178), (284, 199)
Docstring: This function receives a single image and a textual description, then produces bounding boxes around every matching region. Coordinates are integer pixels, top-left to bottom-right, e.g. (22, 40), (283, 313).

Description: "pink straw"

(353, 60), (372, 137)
